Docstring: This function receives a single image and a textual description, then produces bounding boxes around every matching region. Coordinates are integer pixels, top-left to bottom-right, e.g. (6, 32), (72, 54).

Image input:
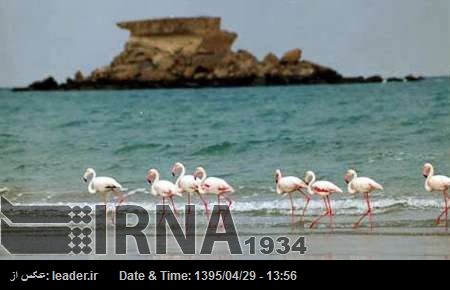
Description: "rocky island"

(15, 17), (424, 91)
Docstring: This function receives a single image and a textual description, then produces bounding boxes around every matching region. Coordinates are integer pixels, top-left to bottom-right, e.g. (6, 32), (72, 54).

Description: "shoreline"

(12, 74), (426, 92)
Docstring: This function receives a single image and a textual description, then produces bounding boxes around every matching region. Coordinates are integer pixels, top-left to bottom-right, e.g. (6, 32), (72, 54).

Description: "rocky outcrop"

(280, 49), (302, 64)
(25, 77), (59, 90)
(386, 77), (403, 82)
(405, 75), (425, 82)
(364, 75), (384, 83)
(15, 17), (425, 91)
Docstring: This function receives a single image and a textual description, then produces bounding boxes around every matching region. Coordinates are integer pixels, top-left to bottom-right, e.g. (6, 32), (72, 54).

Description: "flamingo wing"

(278, 176), (307, 193)
(312, 181), (343, 195)
(204, 177), (234, 194)
(428, 175), (450, 191)
(154, 180), (181, 197)
(94, 177), (122, 192)
(179, 175), (198, 192)
(354, 177), (383, 193)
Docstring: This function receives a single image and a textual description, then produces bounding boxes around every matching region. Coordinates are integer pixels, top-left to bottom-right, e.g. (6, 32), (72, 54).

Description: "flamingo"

(344, 169), (383, 229)
(305, 171), (343, 229)
(193, 167), (234, 212)
(82, 168), (125, 222)
(423, 163), (450, 228)
(171, 162), (208, 213)
(147, 168), (182, 215)
(274, 169), (309, 223)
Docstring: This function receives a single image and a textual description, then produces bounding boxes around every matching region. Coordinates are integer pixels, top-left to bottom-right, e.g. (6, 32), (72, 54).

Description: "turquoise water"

(0, 78), (449, 232)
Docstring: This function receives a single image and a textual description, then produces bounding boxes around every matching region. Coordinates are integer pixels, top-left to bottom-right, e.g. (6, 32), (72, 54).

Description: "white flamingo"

(171, 162), (208, 213)
(423, 163), (450, 228)
(147, 168), (182, 215)
(82, 168), (125, 222)
(193, 167), (234, 212)
(275, 169), (309, 223)
(305, 171), (343, 229)
(344, 169), (383, 229)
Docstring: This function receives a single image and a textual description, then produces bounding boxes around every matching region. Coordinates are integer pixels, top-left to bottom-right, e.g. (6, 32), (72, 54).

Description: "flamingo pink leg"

(326, 196), (334, 229)
(222, 193), (233, 208)
(287, 193), (295, 230)
(289, 193), (295, 213)
(436, 191), (449, 229)
(197, 193), (209, 214)
(111, 189), (126, 225)
(170, 197), (178, 215)
(162, 197), (166, 215)
(310, 197), (329, 229)
(187, 194), (191, 214)
(299, 191), (310, 226)
(366, 193), (373, 230)
(353, 192), (373, 229)
(217, 195), (221, 214)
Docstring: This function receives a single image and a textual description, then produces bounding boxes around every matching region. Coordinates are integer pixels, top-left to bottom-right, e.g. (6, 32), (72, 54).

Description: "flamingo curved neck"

(150, 171), (160, 196)
(347, 172), (357, 194)
(198, 169), (207, 183)
(425, 166), (434, 192)
(88, 171), (97, 194)
(175, 165), (186, 188)
(307, 173), (316, 195)
(275, 172), (282, 194)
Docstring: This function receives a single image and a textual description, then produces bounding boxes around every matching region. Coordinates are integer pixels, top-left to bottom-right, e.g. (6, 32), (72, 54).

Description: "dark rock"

(28, 77), (59, 90)
(343, 76), (366, 83)
(386, 77), (404, 82)
(405, 75), (425, 82)
(365, 75), (384, 83)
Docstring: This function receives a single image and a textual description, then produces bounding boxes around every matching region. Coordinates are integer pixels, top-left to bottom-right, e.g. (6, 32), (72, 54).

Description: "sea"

(0, 78), (449, 244)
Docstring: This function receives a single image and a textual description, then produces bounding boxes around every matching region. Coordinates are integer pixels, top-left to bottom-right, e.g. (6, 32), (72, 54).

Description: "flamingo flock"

(82, 162), (450, 230)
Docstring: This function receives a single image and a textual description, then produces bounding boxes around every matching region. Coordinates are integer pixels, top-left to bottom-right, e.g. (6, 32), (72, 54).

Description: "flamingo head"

(422, 163), (433, 178)
(146, 169), (157, 184)
(82, 168), (95, 182)
(344, 169), (357, 184)
(274, 169), (282, 184)
(304, 171), (315, 185)
(171, 162), (183, 177)
(193, 166), (205, 180)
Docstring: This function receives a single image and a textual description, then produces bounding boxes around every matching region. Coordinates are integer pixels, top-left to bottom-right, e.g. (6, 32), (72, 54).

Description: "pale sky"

(0, 0), (449, 87)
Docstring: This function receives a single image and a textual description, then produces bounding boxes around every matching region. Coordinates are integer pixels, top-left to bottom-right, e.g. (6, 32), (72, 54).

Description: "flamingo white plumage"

(82, 168), (125, 223)
(193, 167), (234, 211)
(275, 169), (309, 222)
(344, 169), (383, 229)
(171, 162), (208, 213)
(423, 163), (450, 228)
(147, 168), (182, 215)
(305, 170), (343, 229)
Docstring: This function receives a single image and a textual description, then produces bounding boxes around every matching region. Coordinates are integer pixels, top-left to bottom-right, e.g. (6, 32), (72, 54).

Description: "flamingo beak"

(147, 178), (152, 184)
(171, 172), (175, 177)
(422, 169), (429, 178)
(344, 176), (349, 184)
(82, 177), (87, 182)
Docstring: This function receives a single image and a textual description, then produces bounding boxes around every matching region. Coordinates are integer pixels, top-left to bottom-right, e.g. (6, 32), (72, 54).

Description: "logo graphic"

(0, 197), (93, 255)
(0, 197), (242, 255)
